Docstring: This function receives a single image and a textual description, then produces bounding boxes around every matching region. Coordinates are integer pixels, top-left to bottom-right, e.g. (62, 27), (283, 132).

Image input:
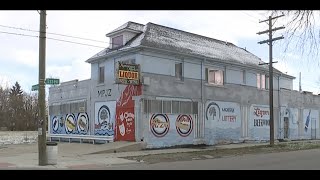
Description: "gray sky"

(0, 10), (319, 94)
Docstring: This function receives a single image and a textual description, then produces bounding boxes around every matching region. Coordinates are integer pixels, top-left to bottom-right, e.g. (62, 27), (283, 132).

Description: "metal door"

(284, 117), (289, 139)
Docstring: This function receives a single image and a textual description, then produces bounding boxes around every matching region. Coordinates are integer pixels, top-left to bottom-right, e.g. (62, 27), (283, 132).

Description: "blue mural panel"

(50, 112), (90, 135)
(205, 101), (242, 145)
(94, 101), (116, 136)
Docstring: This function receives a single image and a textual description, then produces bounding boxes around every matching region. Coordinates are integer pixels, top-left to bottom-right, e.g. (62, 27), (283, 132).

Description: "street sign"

(45, 78), (60, 85)
(32, 84), (39, 91)
(32, 78), (60, 91)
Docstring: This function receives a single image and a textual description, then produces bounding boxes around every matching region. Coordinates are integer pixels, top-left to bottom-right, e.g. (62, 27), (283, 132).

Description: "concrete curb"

(1, 139), (320, 169)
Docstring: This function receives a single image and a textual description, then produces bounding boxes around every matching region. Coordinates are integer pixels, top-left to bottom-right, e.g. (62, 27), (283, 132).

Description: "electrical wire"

(0, 30), (106, 49)
(0, 24), (107, 43)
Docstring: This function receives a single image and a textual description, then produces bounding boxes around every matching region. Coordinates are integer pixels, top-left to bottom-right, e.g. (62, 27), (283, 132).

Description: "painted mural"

(279, 107), (299, 140)
(303, 109), (319, 139)
(249, 105), (270, 141)
(94, 101), (116, 136)
(150, 114), (170, 137)
(175, 115), (193, 137)
(204, 101), (241, 145)
(115, 85), (142, 141)
(50, 112), (90, 135)
(146, 113), (194, 148)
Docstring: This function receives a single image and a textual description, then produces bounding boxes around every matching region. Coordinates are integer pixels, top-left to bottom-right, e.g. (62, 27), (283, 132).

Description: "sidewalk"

(1, 139), (320, 169)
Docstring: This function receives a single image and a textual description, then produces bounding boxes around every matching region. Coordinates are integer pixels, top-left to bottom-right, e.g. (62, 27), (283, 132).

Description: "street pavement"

(101, 148), (320, 170)
(0, 140), (320, 170)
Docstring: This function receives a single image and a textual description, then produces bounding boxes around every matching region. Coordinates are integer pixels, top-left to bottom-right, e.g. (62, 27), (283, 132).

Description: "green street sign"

(32, 78), (60, 91)
(45, 78), (60, 85)
(31, 84), (39, 91)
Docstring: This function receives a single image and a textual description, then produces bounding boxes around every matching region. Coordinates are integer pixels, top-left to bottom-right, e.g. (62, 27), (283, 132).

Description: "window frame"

(175, 63), (183, 81)
(257, 73), (268, 90)
(112, 35), (123, 49)
(98, 66), (105, 84)
(207, 68), (224, 85)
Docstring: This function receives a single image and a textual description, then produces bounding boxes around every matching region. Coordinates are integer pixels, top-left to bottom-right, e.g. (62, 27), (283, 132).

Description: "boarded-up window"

(192, 102), (198, 114)
(143, 99), (149, 113)
(99, 66), (105, 84)
(180, 101), (192, 114)
(162, 101), (172, 114)
(70, 102), (78, 114)
(61, 103), (70, 114)
(172, 101), (180, 114)
(49, 105), (61, 115)
(150, 100), (162, 113)
(142, 99), (198, 115)
(112, 35), (123, 48)
(175, 63), (183, 80)
(78, 101), (86, 112)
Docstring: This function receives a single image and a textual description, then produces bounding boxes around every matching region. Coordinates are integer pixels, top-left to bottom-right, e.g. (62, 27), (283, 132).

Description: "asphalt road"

(104, 148), (320, 170)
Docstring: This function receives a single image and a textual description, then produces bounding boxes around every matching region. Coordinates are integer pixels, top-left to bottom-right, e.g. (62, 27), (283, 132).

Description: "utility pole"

(257, 14), (285, 146)
(299, 72), (302, 92)
(38, 10), (47, 166)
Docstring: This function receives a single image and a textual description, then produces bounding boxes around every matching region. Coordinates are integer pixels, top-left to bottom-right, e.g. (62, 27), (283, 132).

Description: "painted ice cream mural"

(94, 101), (116, 136)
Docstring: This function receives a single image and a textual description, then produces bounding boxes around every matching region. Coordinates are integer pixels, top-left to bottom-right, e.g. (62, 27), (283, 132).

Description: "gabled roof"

(88, 21), (294, 79)
(105, 21), (144, 37)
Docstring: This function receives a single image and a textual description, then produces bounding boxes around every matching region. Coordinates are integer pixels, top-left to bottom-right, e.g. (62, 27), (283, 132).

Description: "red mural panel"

(115, 85), (142, 141)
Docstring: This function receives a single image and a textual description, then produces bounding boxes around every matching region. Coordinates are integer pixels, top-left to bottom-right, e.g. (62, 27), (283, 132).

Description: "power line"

(0, 31), (38, 38)
(0, 30), (106, 49)
(241, 11), (260, 21)
(47, 37), (106, 48)
(0, 24), (107, 44)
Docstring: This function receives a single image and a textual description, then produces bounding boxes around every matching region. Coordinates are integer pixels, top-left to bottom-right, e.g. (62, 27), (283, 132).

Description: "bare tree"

(271, 10), (320, 61)
(23, 93), (39, 130)
(0, 87), (10, 128)
(0, 82), (42, 131)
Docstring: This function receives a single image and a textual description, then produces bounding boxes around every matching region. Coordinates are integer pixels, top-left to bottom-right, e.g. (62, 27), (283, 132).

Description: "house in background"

(48, 21), (320, 148)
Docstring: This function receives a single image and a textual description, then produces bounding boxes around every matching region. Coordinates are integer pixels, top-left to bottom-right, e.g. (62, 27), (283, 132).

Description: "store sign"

(115, 62), (140, 85)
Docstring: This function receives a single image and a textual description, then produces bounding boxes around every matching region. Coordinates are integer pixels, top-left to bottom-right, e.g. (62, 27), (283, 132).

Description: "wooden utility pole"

(257, 14), (285, 146)
(38, 10), (47, 166)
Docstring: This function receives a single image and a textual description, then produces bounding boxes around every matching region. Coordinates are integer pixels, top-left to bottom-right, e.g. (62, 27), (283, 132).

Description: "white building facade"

(48, 21), (320, 148)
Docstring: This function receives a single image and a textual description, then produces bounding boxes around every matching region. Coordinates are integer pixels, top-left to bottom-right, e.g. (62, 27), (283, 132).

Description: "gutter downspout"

(201, 59), (203, 140)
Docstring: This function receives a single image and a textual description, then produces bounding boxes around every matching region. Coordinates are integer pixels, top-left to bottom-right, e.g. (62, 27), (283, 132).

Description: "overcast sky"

(0, 10), (319, 94)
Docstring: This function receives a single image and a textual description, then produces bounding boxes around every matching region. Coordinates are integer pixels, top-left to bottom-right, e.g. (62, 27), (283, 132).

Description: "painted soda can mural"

(94, 101), (116, 136)
(115, 85), (142, 141)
